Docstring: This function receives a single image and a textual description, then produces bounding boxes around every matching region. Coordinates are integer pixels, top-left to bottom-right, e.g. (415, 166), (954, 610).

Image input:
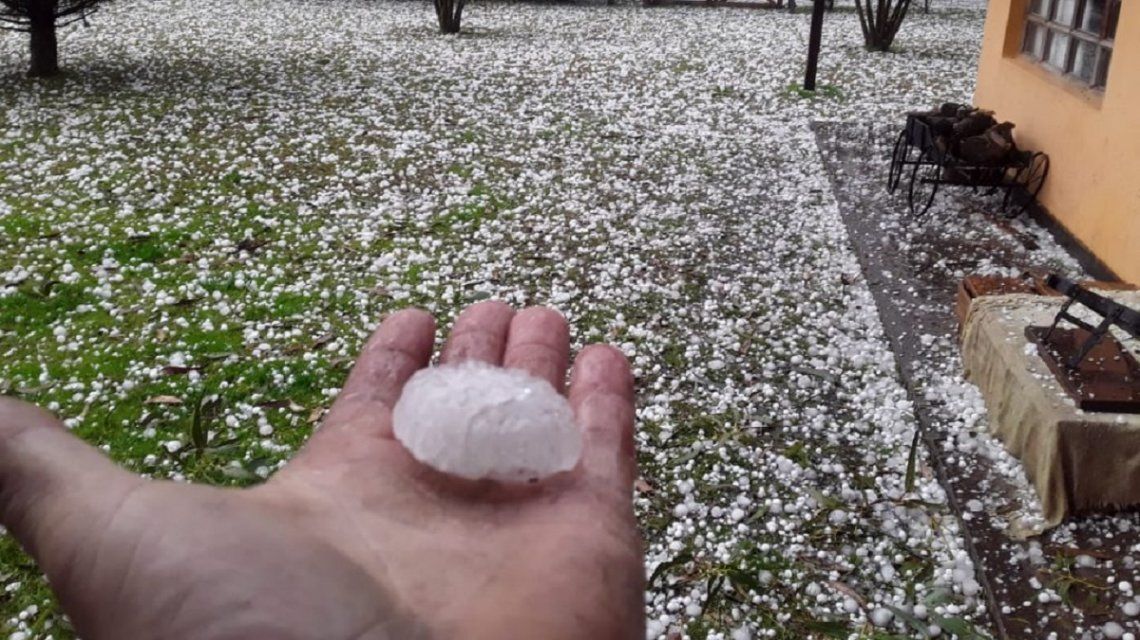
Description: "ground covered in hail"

(0, 1), (993, 637)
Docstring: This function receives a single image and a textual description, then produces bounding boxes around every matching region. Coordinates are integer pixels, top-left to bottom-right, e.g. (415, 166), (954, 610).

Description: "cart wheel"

(887, 131), (911, 194)
(907, 156), (940, 218)
(1004, 152), (1050, 217)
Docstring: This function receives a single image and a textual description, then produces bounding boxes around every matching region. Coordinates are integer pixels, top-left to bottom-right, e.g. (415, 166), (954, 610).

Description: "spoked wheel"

(907, 156), (941, 218)
(887, 131), (912, 193)
(1003, 152), (1050, 217)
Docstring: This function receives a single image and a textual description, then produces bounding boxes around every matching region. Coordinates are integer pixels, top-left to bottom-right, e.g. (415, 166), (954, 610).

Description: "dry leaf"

(828, 581), (866, 607)
(235, 237), (269, 254)
(312, 333), (336, 349)
(15, 383), (53, 394)
(634, 477), (653, 493)
(307, 408), (324, 424)
(161, 365), (202, 376)
(145, 395), (183, 405)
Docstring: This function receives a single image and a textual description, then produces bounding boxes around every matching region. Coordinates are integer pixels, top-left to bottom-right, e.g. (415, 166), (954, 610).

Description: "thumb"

(0, 396), (143, 571)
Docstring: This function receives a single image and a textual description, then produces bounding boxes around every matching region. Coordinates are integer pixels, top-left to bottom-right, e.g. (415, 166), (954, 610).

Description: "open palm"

(0, 302), (645, 640)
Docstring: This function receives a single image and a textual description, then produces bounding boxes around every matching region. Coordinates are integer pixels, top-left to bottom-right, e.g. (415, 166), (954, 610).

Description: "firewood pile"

(913, 102), (1025, 165)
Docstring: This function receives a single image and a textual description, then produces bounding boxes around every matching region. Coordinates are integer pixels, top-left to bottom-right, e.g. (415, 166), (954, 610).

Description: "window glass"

(1055, 0), (1078, 25)
(1021, 0), (1112, 90)
(1024, 22), (1048, 57)
(1095, 49), (1112, 87)
(1046, 31), (1071, 69)
(1072, 40), (1099, 82)
(1078, 0), (1105, 33)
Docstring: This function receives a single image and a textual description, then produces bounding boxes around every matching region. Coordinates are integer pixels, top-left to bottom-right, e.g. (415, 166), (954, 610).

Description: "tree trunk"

(434, 0), (463, 34)
(27, 1), (60, 78)
(803, 0), (827, 91)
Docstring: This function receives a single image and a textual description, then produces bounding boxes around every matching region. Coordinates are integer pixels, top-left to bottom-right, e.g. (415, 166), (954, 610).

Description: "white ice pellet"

(1123, 601), (1140, 617)
(958, 578), (979, 597)
(1104, 621), (1125, 639)
(870, 607), (893, 627)
(392, 362), (581, 482)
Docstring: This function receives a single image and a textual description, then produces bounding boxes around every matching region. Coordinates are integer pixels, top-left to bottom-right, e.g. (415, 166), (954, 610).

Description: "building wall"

(974, 0), (1139, 283)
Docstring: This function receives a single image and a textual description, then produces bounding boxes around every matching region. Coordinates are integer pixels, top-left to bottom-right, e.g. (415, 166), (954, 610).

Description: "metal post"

(803, 0), (826, 91)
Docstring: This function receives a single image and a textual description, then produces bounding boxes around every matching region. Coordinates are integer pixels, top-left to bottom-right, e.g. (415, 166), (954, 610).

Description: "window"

(1022, 0), (1119, 89)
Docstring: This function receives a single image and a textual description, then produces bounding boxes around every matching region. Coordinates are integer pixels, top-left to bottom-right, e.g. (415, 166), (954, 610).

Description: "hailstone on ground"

(393, 361), (581, 481)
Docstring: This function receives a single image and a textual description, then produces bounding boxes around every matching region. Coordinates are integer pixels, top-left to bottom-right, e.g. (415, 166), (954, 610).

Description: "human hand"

(0, 301), (644, 640)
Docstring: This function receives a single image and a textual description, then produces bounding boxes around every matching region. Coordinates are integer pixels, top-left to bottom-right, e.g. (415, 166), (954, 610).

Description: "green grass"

(783, 82), (845, 101)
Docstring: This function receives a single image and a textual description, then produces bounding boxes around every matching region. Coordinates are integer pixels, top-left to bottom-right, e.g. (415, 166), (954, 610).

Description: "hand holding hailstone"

(0, 301), (644, 639)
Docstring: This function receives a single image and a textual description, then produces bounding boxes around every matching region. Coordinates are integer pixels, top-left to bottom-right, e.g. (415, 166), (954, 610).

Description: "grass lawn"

(1, 1), (990, 637)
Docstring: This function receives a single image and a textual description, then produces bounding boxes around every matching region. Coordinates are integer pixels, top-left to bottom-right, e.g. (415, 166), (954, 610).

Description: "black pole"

(803, 0), (826, 91)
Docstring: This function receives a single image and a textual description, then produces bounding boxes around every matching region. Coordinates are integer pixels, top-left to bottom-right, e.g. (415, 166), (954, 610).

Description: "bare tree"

(1, 0), (108, 77)
(854, 0), (912, 51)
(434, 0), (465, 34)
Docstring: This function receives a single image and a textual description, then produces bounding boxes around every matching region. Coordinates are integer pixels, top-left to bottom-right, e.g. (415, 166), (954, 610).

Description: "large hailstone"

(392, 361), (581, 482)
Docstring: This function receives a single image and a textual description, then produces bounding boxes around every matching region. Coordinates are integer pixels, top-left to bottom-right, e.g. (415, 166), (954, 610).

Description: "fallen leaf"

(307, 407), (324, 424)
(145, 395), (183, 405)
(829, 581), (866, 607)
(634, 477), (653, 493)
(15, 383), (53, 394)
(161, 365), (203, 376)
(38, 280), (61, 296)
(1055, 547), (1114, 560)
(221, 466), (256, 481)
(235, 237), (269, 254)
(312, 333), (336, 349)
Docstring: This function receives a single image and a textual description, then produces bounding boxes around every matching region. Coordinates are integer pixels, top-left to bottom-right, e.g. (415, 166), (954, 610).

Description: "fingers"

(439, 300), (514, 366)
(502, 307), (570, 393)
(308, 309), (437, 443)
(0, 397), (142, 568)
(568, 345), (636, 490)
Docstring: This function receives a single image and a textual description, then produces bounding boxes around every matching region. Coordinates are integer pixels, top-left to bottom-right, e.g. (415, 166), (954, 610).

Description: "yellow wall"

(975, 0), (1139, 284)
